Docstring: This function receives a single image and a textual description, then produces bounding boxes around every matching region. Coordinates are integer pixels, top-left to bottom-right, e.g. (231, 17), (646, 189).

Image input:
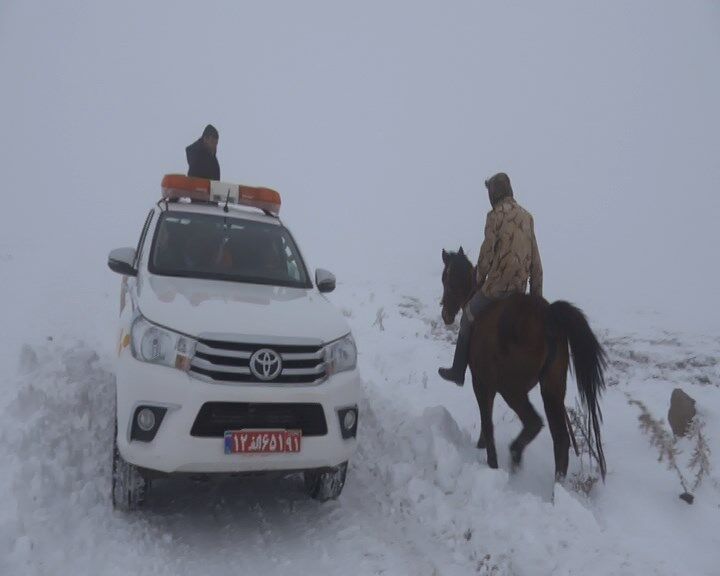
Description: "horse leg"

(542, 392), (570, 481)
(503, 391), (544, 470)
(474, 402), (486, 450)
(470, 371), (488, 449)
(478, 386), (498, 468)
(540, 368), (570, 481)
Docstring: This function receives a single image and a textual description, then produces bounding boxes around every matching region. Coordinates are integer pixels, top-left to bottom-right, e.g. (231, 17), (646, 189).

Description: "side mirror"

(108, 247), (137, 277)
(315, 268), (336, 293)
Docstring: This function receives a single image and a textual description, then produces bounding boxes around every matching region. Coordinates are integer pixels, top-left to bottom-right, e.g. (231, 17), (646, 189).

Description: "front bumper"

(116, 356), (362, 474)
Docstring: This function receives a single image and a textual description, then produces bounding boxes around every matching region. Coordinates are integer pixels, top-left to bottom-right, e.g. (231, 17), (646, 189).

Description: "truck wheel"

(112, 420), (149, 511)
(304, 461), (348, 501)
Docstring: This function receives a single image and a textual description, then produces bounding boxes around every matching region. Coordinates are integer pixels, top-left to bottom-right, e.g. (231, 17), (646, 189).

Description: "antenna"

(223, 187), (231, 213)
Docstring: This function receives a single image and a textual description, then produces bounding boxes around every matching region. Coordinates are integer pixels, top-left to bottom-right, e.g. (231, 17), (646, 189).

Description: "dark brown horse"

(441, 248), (607, 481)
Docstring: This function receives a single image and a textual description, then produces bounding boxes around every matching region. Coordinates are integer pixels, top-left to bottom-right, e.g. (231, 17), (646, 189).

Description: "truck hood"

(137, 275), (350, 343)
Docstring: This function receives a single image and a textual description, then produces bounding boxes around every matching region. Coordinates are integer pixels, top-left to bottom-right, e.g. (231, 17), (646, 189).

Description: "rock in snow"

(668, 388), (696, 437)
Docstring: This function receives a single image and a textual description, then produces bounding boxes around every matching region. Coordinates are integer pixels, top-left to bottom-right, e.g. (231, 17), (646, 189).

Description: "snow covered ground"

(1, 261), (718, 575)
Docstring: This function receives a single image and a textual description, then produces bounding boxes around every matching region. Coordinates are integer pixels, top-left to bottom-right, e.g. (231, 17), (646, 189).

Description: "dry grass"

(373, 307), (387, 331)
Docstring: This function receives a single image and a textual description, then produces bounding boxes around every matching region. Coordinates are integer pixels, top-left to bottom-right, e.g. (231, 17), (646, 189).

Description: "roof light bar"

(161, 174), (281, 215)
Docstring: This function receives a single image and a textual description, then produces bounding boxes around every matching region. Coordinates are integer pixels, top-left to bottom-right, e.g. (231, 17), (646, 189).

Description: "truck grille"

(189, 338), (326, 384)
(190, 402), (328, 437)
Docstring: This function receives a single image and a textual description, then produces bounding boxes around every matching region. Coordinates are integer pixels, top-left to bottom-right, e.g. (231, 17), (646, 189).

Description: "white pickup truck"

(107, 175), (361, 510)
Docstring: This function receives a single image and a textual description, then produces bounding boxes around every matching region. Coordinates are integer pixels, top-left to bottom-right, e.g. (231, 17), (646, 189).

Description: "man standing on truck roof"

(186, 124), (220, 180)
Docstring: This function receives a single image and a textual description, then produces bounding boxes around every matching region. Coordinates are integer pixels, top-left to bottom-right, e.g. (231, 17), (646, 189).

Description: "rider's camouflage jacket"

(476, 197), (543, 299)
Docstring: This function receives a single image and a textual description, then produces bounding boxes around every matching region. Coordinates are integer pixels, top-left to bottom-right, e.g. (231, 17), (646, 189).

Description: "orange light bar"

(161, 174), (211, 201)
(160, 174), (282, 215)
(238, 185), (282, 215)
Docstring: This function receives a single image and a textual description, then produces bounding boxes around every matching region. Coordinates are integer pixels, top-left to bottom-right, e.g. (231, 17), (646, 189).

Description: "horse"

(440, 247), (607, 481)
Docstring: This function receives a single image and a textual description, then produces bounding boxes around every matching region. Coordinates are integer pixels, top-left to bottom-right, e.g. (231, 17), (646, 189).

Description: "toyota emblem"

(249, 348), (283, 381)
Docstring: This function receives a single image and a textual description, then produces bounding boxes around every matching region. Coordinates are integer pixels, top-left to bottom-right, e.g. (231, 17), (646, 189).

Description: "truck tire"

(111, 419), (149, 511)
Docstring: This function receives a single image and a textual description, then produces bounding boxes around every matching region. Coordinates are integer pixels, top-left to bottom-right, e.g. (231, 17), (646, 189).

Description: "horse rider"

(438, 172), (544, 386)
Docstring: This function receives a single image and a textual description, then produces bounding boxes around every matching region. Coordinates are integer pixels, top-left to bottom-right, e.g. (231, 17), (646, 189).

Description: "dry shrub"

(566, 400), (602, 496)
(626, 392), (711, 504)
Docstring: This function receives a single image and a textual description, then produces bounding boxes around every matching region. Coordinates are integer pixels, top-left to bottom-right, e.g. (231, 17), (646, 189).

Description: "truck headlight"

(130, 315), (196, 371)
(324, 334), (357, 375)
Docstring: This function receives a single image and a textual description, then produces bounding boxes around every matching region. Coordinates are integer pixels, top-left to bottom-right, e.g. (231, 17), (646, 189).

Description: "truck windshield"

(149, 211), (311, 288)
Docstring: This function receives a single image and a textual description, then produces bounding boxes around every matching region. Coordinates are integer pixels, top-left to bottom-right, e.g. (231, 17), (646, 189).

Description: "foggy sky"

(1, 0), (719, 331)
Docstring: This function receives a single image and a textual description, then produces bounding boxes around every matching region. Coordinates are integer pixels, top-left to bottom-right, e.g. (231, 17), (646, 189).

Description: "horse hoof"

(555, 472), (566, 483)
(487, 455), (498, 469)
(477, 437), (486, 450)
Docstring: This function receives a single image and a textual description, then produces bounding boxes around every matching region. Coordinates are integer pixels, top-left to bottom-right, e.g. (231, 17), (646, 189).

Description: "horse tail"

(548, 301), (607, 480)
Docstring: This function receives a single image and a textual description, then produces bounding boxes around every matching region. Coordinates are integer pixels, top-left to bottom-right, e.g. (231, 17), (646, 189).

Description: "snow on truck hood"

(137, 275), (350, 343)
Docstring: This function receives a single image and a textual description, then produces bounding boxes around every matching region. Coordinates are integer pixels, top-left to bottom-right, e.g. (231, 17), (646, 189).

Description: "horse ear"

(458, 246), (465, 256)
(442, 249), (449, 264)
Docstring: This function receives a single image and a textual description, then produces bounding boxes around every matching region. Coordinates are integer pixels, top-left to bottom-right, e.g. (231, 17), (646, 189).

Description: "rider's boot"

(438, 320), (471, 386)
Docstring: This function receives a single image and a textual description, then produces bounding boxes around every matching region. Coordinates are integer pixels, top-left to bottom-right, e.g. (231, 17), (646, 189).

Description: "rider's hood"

(486, 172), (514, 207)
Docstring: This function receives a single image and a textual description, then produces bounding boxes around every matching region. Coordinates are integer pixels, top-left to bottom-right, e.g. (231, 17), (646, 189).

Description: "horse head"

(440, 247), (474, 325)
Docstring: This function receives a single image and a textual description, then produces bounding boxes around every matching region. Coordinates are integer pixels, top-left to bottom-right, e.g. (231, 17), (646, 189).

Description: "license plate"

(224, 430), (302, 454)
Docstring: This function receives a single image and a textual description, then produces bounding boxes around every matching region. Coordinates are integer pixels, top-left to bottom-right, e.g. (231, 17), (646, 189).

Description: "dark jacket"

(186, 139), (220, 180)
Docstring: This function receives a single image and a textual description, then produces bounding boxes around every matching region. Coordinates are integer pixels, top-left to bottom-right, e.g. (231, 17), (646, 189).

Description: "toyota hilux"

(107, 175), (361, 509)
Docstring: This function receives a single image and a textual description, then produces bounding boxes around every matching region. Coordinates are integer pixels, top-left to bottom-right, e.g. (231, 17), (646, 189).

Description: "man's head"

(485, 172), (513, 207)
(201, 124), (219, 155)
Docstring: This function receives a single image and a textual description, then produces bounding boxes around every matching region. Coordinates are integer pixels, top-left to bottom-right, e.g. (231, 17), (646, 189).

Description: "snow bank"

(0, 342), (180, 576)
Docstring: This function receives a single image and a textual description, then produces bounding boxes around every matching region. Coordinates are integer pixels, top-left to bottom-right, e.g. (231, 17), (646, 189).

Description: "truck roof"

(163, 201), (282, 226)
